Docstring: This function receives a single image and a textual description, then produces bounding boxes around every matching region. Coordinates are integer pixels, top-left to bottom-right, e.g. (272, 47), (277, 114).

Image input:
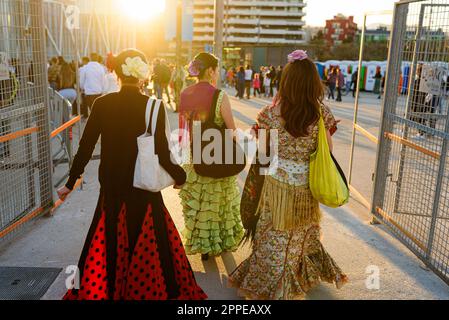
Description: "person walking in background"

(327, 67), (337, 100)
(80, 52), (106, 118)
(103, 53), (120, 94)
(378, 73), (386, 99)
(351, 69), (358, 98)
(160, 60), (172, 104)
(58, 49), (207, 301)
(245, 65), (253, 99)
(263, 69), (271, 98)
(152, 59), (162, 99)
(253, 73), (261, 98)
(275, 65), (283, 92)
(411, 64), (427, 139)
(80, 56), (90, 67)
(179, 53), (244, 261)
(259, 66), (266, 96)
(152, 59), (172, 103)
(58, 61), (77, 115)
(236, 66), (245, 99)
(227, 68), (235, 88)
(229, 49), (347, 300)
(373, 68), (382, 95)
(48, 57), (61, 90)
(336, 67), (345, 102)
(268, 66), (277, 98)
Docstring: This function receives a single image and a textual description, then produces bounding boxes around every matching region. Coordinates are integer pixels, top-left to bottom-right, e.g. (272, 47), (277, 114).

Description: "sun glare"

(118, 0), (166, 21)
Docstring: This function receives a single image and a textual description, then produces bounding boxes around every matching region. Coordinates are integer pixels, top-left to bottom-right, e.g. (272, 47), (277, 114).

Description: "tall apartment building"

(193, 0), (307, 68)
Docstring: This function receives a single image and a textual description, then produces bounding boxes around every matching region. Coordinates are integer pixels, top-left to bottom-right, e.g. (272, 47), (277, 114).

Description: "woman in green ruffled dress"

(178, 53), (244, 260)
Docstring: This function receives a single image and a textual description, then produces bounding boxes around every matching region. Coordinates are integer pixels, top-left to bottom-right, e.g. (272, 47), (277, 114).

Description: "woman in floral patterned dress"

(229, 50), (348, 300)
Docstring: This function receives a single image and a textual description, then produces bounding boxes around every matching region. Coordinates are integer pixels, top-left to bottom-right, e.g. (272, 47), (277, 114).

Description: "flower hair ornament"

(287, 50), (308, 63)
(121, 56), (149, 80)
(188, 59), (204, 77)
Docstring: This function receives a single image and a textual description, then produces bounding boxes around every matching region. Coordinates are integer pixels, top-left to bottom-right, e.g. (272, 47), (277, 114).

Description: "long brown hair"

(278, 58), (324, 137)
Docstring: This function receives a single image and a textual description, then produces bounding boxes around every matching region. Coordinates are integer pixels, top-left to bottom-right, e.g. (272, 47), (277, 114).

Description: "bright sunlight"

(118, 0), (166, 21)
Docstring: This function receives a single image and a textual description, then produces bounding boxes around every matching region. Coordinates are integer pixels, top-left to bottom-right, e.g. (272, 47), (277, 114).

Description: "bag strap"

(149, 99), (163, 136)
(207, 89), (222, 124)
(145, 98), (156, 134)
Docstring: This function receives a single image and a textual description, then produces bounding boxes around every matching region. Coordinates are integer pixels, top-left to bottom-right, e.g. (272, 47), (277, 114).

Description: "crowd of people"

(323, 66), (386, 102)
(47, 54), (184, 118)
(56, 49), (348, 301)
(224, 64), (283, 99)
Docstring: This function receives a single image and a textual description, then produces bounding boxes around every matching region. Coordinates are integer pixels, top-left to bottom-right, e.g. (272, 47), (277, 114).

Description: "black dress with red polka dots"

(63, 86), (207, 300)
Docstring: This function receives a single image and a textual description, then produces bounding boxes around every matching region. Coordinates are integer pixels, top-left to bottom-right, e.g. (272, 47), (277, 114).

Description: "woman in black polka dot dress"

(57, 49), (207, 300)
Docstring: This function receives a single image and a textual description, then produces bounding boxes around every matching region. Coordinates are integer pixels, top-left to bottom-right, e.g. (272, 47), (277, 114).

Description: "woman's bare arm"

(220, 93), (237, 131)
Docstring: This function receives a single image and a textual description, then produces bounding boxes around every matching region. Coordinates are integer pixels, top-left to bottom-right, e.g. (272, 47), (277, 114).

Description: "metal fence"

(43, 0), (137, 61)
(0, 0), (54, 240)
(372, 0), (449, 285)
(0, 0), (138, 243)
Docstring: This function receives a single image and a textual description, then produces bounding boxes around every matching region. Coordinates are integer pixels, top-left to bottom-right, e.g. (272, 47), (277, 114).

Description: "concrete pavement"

(0, 93), (448, 300)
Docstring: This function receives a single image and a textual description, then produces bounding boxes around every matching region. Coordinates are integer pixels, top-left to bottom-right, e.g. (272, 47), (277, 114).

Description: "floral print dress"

(228, 104), (348, 300)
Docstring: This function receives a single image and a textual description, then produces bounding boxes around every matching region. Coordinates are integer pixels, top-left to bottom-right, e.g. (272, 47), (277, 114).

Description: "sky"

(305, 0), (397, 27)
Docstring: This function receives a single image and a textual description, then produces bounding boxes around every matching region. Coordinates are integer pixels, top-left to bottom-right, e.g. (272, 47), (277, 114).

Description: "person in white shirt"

(263, 67), (271, 98)
(244, 65), (253, 99)
(80, 53), (106, 118)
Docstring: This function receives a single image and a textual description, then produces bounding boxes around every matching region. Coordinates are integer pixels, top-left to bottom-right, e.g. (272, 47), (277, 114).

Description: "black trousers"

(81, 94), (102, 118)
(336, 87), (342, 102)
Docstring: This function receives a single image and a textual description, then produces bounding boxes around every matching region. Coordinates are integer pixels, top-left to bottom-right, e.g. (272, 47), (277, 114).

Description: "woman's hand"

(57, 186), (72, 201)
(173, 184), (184, 190)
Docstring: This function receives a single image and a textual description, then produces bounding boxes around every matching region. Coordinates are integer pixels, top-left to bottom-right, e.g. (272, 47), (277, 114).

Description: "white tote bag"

(133, 98), (175, 192)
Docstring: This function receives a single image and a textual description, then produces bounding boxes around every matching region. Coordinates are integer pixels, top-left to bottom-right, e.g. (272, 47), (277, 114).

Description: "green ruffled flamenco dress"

(179, 95), (244, 257)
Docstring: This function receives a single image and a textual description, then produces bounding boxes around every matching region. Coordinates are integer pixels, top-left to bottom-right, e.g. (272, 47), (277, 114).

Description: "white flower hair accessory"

(121, 56), (149, 80)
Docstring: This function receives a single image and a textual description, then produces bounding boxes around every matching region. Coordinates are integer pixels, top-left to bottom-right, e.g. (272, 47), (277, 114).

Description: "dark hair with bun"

(113, 48), (148, 84)
(190, 52), (219, 79)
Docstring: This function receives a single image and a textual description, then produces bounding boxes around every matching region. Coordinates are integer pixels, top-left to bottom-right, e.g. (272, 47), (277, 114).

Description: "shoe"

(201, 254), (209, 261)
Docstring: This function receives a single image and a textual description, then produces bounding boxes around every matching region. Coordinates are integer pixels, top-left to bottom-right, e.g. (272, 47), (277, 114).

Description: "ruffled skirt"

(179, 165), (244, 256)
(228, 194), (348, 300)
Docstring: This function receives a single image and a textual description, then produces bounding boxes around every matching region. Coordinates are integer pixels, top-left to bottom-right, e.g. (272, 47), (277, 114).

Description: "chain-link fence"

(373, 0), (449, 285)
(0, 0), (54, 241)
(1, 0), (138, 242)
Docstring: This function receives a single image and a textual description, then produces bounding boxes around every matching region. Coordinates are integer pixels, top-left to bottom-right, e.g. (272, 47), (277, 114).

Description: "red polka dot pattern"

(64, 211), (109, 300)
(64, 202), (207, 300)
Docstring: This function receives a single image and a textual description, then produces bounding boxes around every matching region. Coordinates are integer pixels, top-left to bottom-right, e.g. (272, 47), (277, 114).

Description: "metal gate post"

(371, 2), (408, 215)
(393, 4), (426, 214)
(31, 0), (54, 209)
(347, 14), (367, 186)
(426, 107), (449, 261)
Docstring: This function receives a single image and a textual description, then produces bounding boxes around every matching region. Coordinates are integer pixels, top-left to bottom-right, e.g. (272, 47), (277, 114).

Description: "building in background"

(365, 26), (390, 42)
(192, 0), (307, 68)
(304, 26), (323, 43)
(324, 14), (358, 46)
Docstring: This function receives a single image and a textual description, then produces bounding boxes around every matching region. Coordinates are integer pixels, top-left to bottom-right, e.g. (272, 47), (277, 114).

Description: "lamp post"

(213, 0), (224, 88)
(174, 0), (183, 111)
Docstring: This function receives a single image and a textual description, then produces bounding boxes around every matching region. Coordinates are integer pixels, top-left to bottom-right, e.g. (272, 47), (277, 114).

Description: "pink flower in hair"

(188, 60), (203, 77)
(287, 50), (308, 63)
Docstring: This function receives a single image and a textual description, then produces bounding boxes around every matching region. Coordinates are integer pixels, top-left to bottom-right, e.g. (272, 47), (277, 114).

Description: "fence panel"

(0, 0), (53, 241)
(373, 0), (449, 285)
